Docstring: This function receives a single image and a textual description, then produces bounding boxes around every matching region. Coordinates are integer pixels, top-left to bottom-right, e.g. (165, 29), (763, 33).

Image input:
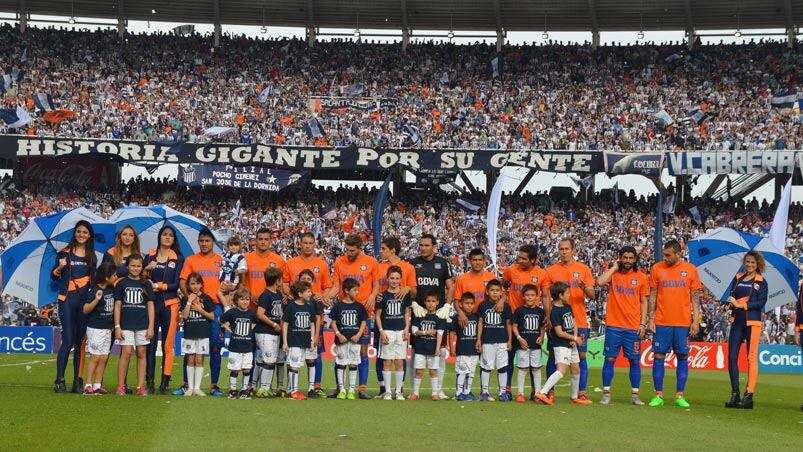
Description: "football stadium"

(0, 1), (801, 450)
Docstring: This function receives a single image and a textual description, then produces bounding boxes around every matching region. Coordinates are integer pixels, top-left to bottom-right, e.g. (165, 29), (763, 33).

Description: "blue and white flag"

(611, 182), (620, 206)
(231, 199), (242, 220)
(372, 173), (392, 258)
(204, 126), (237, 137)
(490, 55), (502, 78)
(33, 93), (54, 112)
(403, 124), (421, 145)
(687, 205), (704, 225)
(662, 194), (676, 215)
(0, 74), (11, 93)
(347, 83), (364, 96)
(685, 108), (709, 125)
(771, 90), (797, 109)
(655, 109), (674, 125)
(487, 172), (507, 268)
(455, 196), (482, 213)
(0, 106), (32, 129)
(321, 203), (338, 221)
(305, 117), (326, 138)
(257, 84), (273, 104)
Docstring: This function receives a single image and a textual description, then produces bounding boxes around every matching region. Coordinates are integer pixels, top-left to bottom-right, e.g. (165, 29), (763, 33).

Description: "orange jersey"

(649, 261), (702, 327)
(377, 260), (417, 293)
(606, 271), (649, 330)
(502, 264), (550, 310)
(333, 253), (379, 305)
(243, 251), (286, 307)
(453, 270), (497, 313)
(283, 255), (332, 295)
(546, 260), (594, 328)
(180, 253), (223, 303)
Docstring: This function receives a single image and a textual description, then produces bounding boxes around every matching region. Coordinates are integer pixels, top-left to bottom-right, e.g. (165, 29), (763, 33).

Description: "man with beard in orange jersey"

(332, 234), (379, 399)
(242, 227), (286, 394)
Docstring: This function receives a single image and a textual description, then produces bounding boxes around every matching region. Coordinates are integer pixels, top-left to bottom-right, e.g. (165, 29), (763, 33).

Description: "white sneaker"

(382, 392), (393, 400)
(183, 390), (193, 397)
(395, 391), (405, 401)
(374, 391), (388, 399)
(438, 391), (450, 400)
(194, 389), (207, 397)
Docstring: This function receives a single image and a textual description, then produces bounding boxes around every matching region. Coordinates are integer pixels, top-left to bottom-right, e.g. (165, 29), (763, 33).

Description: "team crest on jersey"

(434, 263), (442, 269)
(168, 262), (176, 268)
(414, 263), (422, 268)
(269, 262), (277, 268)
(631, 279), (637, 286)
(572, 272), (580, 278)
(214, 262), (221, 267)
(313, 267), (320, 273)
(531, 277), (538, 283)
(680, 271), (687, 277)
(360, 265), (368, 271)
(753, 283), (760, 290)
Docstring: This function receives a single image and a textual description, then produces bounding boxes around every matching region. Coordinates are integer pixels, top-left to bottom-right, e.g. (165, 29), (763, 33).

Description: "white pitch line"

(0, 358), (55, 367)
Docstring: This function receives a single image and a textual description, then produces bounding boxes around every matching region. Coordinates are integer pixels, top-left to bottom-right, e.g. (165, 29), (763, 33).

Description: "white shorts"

(553, 346), (580, 365)
(256, 334), (285, 364)
(287, 347), (310, 369)
(86, 327), (112, 355)
(379, 330), (408, 360)
(182, 338), (210, 355)
(120, 329), (149, 346)
(455, 355), (479, 375)
(413, 353), (439, 370)
(306, 346), (318, 361)
(480, 343), (509, 370)
(227, 351), (254, 371)
(335, 341), (361, 366)
(516, 348), (543, 368)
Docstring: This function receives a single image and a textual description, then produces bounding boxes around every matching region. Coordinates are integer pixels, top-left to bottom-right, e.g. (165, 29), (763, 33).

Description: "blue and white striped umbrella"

(688, 227), (799, 311)
(1, 208), (115, 307)
(110, 205), (220, 257)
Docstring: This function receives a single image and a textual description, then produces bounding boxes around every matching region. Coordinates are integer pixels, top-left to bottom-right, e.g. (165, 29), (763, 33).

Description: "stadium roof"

(2, 0), (801, 33)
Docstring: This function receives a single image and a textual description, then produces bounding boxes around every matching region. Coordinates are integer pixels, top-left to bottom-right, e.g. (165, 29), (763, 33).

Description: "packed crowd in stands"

(0, 174), (800, 344)
(1, 24), (803, 150)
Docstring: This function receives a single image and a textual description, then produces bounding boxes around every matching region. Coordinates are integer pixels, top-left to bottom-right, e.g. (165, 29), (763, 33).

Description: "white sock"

(517, 369), (526, 395)
(413, 377), (422, 394)
(253, 364), (262, 386)
(93, 383), (101, 390)
(230, 374), (238, 391)
(480, 369), (490, 392)
(497, 371), (507, 396)
(241, 374), (249, 390)
(259, 365), (270, 389)
(348, 369), (357, 392)
(466, 373), (474, 394)
(263, 366), (274, 390)
(197, 366), (206, 390)
(382, 371), (391, 392)
(541, 370), (564, 394)
(532, 368), (542, 393)
(394, 371), (404, 394)
(185, 367), (194, 390)
(276, 364), (285, 389)
(431, 377), (439, 396)
(288, 370), (298, 393)
(437, 349), (447, 390)
(336, 367), (345, 390)
(570, 372), (580, 399)
(308, 367), (316, 391)
(456, 373), (467, 395)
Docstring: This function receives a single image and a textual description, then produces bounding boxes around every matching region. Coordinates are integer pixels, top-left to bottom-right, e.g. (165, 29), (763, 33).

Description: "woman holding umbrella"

(52, 220), (97, 393)
(102, 225), (142, 277)
(144, 225), (184, 394)
(725, 251), (768, 409)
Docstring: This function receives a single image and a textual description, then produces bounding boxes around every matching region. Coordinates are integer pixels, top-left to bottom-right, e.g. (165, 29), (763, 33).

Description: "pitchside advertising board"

(4, 327), (800, 374)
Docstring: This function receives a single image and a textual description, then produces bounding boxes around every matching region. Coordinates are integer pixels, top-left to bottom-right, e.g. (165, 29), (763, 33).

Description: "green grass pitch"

(0, 354), (800, 451)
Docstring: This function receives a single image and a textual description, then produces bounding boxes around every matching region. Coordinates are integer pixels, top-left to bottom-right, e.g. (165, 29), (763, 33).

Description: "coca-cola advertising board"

(19, 157), (118, 188)
(614, 341), (747, 372)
